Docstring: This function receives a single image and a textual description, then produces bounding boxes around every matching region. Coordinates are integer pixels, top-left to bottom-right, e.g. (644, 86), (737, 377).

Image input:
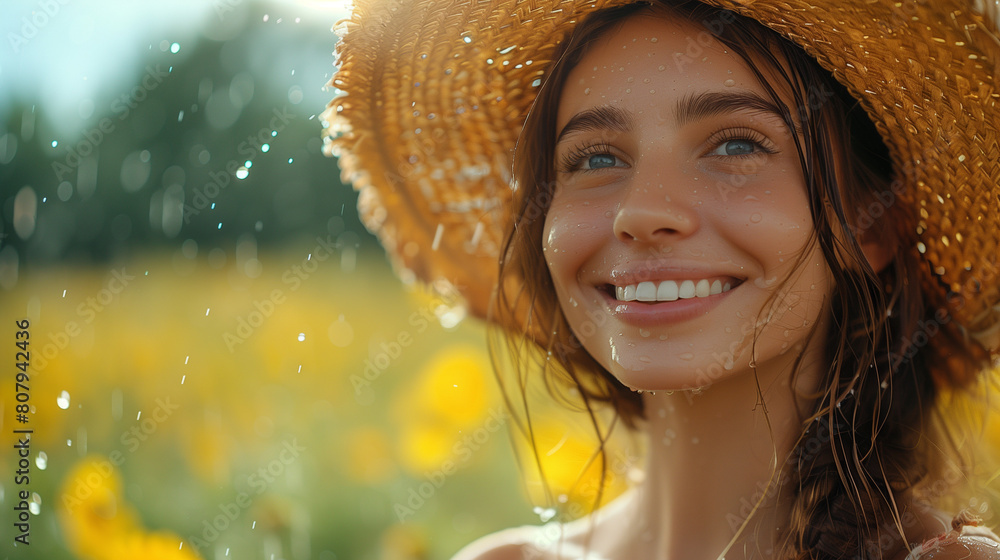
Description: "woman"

(324, 0), (1000, 558)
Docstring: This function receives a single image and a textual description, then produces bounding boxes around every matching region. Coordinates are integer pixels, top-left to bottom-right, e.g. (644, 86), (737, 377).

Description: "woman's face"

(543, 14), (835, 391)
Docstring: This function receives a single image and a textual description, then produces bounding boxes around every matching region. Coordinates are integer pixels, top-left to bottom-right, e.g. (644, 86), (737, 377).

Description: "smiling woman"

(324, 0), (1000, 558)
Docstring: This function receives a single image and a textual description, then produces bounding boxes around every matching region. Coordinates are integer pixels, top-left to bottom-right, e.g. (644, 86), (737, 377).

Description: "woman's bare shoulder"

(450, 489), (637, 560)
(906, 526), (1000, 560)
(449, 525), (542, 560)
(903, 534), (1000, 559)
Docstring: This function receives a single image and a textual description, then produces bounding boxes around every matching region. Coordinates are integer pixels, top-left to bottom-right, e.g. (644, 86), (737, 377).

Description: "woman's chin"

(609, 365), (727, 393)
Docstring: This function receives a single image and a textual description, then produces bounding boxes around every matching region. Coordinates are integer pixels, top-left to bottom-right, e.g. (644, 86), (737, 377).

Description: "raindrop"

(297, 333), (306, 342)
(261, 143), (270, 153)
(170, 42), (180, 53)
(36, 452), (47, 470)
(29, 493), (40, 515)
(57, 391), (70, 409)
(51, 140), (58, 147)
(532, 506), (557, 522)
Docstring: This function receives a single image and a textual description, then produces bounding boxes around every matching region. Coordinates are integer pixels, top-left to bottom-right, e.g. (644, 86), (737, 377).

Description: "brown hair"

(490, 1), (990, 558)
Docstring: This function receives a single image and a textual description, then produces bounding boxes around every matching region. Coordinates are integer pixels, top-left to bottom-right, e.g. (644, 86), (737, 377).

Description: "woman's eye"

(584, 153), (620, 169)
(710, 139), (760, 156)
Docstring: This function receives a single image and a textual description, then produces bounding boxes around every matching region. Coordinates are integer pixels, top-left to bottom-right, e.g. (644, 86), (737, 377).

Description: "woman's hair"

(490, 1), (991, 558)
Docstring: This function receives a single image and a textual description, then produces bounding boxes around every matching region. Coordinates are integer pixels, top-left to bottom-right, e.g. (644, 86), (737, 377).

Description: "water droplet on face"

(724, 326), (733, 334)
(569, 297), (578, 307)
(604, 210), (614, 218)
(678, 352), (695, 360)
(659, 334), (668, 340)
(723, 356), (734, 370)
(584, 87), (591, 95)
(639, 329), (650, 338)
(723, 78), (736, 87)
(750, 213), (762, 223)
(639, 355), (652, 363)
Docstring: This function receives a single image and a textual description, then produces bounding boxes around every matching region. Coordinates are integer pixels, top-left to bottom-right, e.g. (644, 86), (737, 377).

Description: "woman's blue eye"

(722, 139), (756, 155)
(586, 154), (618, 169)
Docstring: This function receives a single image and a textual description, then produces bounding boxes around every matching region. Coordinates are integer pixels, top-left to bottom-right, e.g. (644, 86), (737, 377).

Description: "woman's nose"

(612, 179), (700, 243)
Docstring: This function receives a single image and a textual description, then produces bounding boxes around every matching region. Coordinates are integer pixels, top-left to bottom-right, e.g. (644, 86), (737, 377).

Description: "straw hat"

(322, 0), (1000, 361)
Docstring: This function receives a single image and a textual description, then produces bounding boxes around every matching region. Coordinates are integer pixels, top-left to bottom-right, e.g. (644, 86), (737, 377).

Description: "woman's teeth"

(615, 279), (732, 302)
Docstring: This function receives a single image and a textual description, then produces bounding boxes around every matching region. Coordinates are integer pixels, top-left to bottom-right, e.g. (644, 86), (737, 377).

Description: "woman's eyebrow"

(675, 90), (787, 126)
(556, 105), (635, 143)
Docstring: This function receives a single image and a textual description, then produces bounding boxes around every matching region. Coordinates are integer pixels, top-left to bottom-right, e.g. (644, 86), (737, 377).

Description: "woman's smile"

(543, 14), (834, 390)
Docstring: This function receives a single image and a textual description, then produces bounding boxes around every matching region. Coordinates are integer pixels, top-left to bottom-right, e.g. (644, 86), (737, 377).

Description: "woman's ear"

(858, 234), (893, 274)
(853, 204), (897, 274)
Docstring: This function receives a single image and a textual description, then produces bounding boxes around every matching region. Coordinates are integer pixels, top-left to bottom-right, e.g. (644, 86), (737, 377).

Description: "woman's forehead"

(556, 13), (794, 131)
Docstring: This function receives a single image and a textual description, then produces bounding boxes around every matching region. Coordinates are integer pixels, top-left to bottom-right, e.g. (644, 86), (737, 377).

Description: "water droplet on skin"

(679, 352), (695, 360)
(750, 213), (762, 223)
(568, 297), (578, 307)
(604, 210), (614, 218)
(658, 65), (665, 71)
(724, 326), (733, 333)
(723, 78), (736, 87)
(584, 87), (591, 95)
(639, 329), (650, 338)
(639, 355), (652, 363)
(659, 334), (668, 340)
(723, 356), (734, 370)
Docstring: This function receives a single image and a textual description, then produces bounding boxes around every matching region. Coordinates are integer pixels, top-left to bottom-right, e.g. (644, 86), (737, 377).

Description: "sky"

(0, 0), (352, 135)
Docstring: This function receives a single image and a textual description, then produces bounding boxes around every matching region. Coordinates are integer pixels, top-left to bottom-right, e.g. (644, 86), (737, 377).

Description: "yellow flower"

(391, 346), (496, 475)
(58, 455), (203, 560)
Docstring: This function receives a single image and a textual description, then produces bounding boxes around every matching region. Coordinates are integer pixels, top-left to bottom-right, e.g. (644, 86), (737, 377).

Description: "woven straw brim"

(323, 0), (1000, 358)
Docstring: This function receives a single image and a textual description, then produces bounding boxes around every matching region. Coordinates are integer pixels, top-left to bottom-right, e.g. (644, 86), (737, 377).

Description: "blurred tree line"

(0, 2), (376, 272)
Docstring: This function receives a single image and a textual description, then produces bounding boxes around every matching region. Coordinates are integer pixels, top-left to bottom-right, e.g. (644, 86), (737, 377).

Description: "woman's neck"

(597, 348), (825, 560)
